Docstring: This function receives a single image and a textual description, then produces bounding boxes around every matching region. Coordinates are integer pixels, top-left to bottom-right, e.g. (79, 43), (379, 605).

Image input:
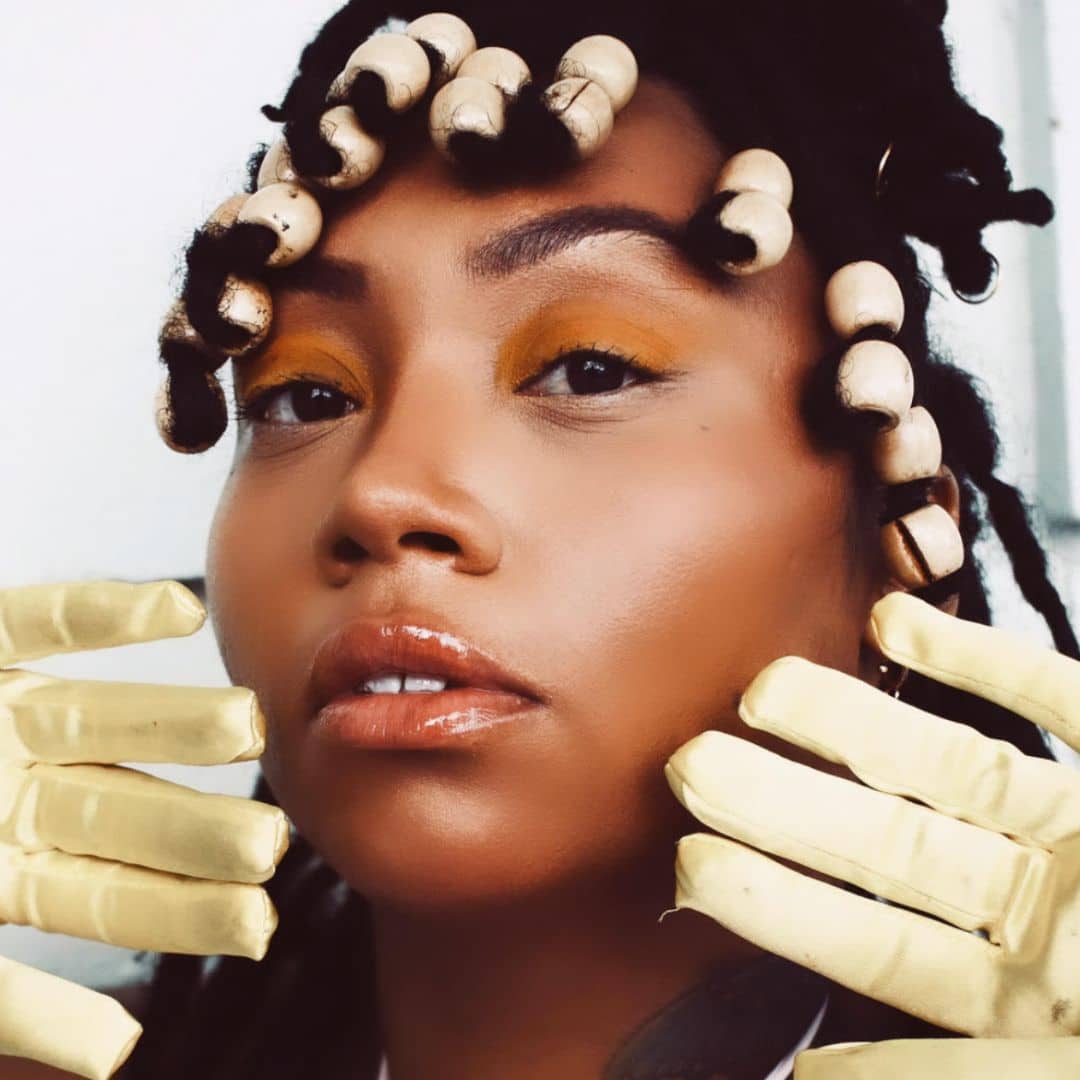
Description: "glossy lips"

(309, 615), (545, 749)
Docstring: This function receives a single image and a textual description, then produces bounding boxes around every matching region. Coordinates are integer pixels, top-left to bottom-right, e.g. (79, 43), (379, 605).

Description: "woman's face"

(206, 78), (877, 909)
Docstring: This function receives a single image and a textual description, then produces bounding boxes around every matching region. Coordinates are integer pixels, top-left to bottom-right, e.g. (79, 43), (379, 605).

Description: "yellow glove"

(0, 580), (290, 1080)
(665, 592), (1080, 1039)
(794, 1036), (1080, 1078)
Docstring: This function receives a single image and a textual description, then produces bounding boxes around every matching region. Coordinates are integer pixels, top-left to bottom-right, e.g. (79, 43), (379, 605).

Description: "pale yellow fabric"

(0, 580), (289, 1079)
(795, 1036), (1080, 1078)
(666, 592), (1080, 1042)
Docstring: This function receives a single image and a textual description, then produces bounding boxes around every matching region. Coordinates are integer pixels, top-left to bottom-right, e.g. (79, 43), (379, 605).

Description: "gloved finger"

(868, 592), (1080, 752)
(0, 762), (288, 884)
(673, 831), (998, 1036)
(794, 1036), (1080, 1079)
(0, 669), (265, 764)
(0, 953), (141, 1080)
(0, 844), (277, 960)
(665, 732), (1045, 949)
(740, 656), (1080, 849)
(0, 580), (204, 668)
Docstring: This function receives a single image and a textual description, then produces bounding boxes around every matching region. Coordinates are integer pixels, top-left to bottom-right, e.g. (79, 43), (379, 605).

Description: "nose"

(313, 366), (504, 584)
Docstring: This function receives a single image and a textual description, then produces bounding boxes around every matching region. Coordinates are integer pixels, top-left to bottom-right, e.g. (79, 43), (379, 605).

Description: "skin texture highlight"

(205, 78), (889, 1079)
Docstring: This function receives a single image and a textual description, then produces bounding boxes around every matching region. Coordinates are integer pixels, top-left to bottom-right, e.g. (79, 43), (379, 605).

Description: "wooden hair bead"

(872, 406), (943, 484)
(716, 190), (793, 275)
(457, 46), (531, 98)
(160, 299), (206, 350)
(203, 194), (248, 236)
(154, 370), (226, 455)
(312, 106), (386, 190)
(237, 182), (323, 268)
(217, 275), (273, 355)
(165, 276), (272, 356)
(835, 339), (914, 429)
(217, 274), (272, 354)
(256, 139), (300, 189)
(160, 278), (270, 361)
(429, 75), (507, 154)
(329, 33), (431, 112)
(825, 261), (905, 340)
(555, 35), (638, 113)
(406, 12), (477, 79)
(881, 503), (964, 589)
(542, 77), (615, 159)
(714, 149), (793, 210)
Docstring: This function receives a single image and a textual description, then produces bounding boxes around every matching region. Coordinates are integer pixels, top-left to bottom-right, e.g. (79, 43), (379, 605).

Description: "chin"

(276, 770), (588, 913)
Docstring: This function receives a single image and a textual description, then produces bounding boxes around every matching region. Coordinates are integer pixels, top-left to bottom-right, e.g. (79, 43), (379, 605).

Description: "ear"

(858, 465), (961, 687)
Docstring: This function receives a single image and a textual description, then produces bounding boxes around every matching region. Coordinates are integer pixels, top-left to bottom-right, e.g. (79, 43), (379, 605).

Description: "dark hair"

(134, 2), (1075, 1076)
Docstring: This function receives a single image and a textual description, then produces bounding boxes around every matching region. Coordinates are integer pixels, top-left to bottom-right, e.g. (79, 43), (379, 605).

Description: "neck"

(368, 845), (827, 1080)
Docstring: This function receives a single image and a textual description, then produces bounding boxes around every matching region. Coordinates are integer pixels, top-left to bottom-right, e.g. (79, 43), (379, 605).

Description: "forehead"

(317, 77), (725, 270)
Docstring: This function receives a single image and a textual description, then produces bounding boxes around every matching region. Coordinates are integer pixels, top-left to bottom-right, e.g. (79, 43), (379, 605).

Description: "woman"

(2, 1), (1079, 1077)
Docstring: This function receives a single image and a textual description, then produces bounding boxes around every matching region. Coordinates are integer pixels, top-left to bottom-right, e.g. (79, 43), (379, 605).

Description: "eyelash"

(233, 345), (666, 427)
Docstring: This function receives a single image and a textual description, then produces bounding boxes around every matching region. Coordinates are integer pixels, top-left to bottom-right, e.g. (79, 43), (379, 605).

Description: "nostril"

(401, 531), (460, 554)
(331, 537), (366, 562)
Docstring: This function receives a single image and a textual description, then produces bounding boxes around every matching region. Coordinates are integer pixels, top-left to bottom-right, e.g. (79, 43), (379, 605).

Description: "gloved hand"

(664, 591), (1080, 1050)
(793, 1034), (1080, 1077)
(0, 580), (289, 1080)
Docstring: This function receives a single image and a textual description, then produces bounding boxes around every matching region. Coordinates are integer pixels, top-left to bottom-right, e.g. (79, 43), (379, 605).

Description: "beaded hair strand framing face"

(153, 9), (967, 612)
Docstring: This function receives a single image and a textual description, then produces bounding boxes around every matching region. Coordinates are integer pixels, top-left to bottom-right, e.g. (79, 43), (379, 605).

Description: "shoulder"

(0, 980), (152, 1080)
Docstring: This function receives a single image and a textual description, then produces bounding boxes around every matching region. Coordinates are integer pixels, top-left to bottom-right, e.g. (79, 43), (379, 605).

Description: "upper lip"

(309, 613), (545, 713)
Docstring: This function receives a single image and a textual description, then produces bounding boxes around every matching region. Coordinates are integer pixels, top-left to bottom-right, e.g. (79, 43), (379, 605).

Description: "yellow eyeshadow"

(496, 303), (683, 390)
(234, 333), (368, 402)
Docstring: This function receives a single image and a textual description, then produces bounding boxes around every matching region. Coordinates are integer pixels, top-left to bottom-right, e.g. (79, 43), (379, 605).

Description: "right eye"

(237, 380), (359, 425)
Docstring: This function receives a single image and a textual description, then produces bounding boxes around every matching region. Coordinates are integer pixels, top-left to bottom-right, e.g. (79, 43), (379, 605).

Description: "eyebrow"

(461, 204), (693, 280)
(269, 204), (710, 300)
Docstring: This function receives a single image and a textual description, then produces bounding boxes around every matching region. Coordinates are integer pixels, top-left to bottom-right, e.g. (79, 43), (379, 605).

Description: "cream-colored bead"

(203, 194), (248, 236)
(406, 12), (477, 78)
(256, 139), (300, 188)
(329, 33), (431, 112)
(311, 106), (386, 190)
(160, 279), (270, 360)
(457, 46), (531, 98)
(555, 34), (638, 113)
(881, 503), (965, 589)
(872, 406), (943, 484)
(159, 299), (203, 350)
(836, 339), (914, 429)
(154, 371), (226, 455)
(716, 190), (794, 275)
(429, 75), (507, 155)
(714, 149), (793, 210)
(825, 260), (905, 339)
(237, 182), (323, 268)
(217, 275), (273, 355)
(543, 77), (615, 159)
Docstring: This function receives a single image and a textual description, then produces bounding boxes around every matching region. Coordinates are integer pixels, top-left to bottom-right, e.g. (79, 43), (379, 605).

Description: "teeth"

(404, 674), (448, 693)
(358, 673), (449, 694)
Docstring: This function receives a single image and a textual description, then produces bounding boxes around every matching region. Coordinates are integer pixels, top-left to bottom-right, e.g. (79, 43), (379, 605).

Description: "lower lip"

(312, 687), (543, 749)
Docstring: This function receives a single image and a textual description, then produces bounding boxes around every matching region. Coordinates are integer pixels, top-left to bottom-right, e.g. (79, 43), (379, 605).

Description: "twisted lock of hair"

(134, 3), (1076, 1076)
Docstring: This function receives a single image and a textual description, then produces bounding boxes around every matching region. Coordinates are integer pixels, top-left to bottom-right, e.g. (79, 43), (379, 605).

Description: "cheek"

(204, 461), (322, 730)
(526, 412), (863, 846)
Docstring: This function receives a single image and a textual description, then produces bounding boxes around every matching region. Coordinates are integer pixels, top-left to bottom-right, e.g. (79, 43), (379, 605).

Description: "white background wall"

(1, 0), (1077, 989)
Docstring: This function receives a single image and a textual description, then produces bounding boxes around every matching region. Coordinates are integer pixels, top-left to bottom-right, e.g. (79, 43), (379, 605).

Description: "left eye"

(240, 382), (358, 425)
(518, 347), (658, 396)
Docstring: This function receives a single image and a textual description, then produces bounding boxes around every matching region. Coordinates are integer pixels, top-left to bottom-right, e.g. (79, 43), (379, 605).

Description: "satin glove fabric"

(0, 580), (289, 1079)
(664, 592), (1080, 1038)
(794, 1036), (1080, 1078)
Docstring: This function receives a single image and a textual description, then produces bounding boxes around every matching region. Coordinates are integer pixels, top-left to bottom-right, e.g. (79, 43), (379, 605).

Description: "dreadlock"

(132, 1), (1075, 1076)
